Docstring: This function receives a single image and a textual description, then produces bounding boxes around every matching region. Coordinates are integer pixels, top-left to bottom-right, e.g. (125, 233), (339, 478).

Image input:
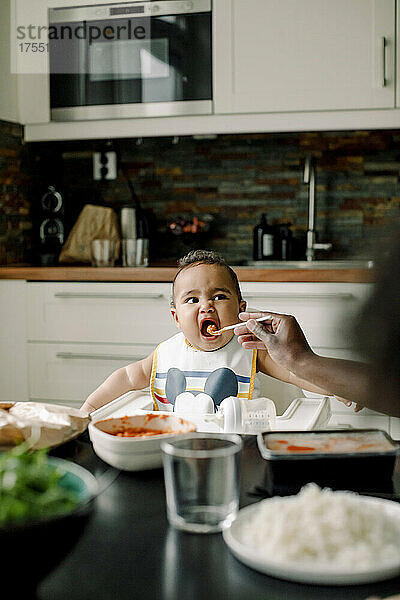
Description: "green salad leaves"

(0, 444), (79, 526)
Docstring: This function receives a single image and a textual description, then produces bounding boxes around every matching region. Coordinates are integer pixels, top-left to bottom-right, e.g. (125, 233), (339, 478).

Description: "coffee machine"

(37, 185), (65, 266)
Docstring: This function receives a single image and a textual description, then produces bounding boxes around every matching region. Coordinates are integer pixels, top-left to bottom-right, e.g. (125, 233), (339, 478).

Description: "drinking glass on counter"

(91, 239), (116, 267)
(161, 433), (242, 534)
(121, 239), (136, 267)
(136, 238), (149, 267)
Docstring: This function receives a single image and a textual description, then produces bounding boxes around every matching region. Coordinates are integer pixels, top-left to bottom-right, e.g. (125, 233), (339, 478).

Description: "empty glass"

(91, 239), (116, 267)
(122, 239), (136, 267)
(136, 238), (149, 267)
(161, 433), (242, 534)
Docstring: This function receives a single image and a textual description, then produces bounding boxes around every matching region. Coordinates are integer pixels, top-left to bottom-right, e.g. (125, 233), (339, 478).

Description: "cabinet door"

(240, 282), (372, 349)
(26, 282), (177, 344)
(214, 0), (395, 114)
(397, 0), (400, 106)
(0, 281), (28, 402)
(27, 342), (153, 405)
(7, 0), (51, 124)
(0, 0), (19, 123)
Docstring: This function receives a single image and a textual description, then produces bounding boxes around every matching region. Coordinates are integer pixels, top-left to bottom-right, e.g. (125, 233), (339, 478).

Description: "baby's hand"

(334, 396), (364, 412)
(334, 395), (352, 408)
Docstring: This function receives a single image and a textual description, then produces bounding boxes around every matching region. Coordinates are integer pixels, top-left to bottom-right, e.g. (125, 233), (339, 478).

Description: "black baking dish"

(257, 429), (399, 495)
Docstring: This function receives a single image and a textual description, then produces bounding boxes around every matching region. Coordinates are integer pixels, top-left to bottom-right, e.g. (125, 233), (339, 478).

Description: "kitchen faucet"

(303, 155), (332, 261)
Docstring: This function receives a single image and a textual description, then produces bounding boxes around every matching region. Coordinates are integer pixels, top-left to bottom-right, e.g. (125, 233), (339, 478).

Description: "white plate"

(223, 496), (400, 586)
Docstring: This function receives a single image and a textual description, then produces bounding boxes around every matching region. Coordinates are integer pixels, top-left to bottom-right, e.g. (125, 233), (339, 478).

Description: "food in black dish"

(0, 446), (98, 592)
(257, 429), (399, 496)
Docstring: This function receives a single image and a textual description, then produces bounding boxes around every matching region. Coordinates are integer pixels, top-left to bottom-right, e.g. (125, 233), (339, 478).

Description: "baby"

(81, 250), (329, 414)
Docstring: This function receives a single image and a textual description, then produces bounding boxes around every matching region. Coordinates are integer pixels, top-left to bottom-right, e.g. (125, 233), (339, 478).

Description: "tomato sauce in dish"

(95, 413), (191, 438)
(266, 431), (395, 454)
(285, 445), (316, 452)
(113, 427), (173, 438)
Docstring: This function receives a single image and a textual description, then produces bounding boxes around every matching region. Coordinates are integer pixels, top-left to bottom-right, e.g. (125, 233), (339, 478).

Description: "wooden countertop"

(0, 266), (374, 283)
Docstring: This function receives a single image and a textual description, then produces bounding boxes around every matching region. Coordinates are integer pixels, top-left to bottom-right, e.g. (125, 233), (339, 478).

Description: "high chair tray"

(90, 392), (331, 433)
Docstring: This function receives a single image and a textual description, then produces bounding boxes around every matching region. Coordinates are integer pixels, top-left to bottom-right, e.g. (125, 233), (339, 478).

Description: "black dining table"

(36, 433), (400, 600)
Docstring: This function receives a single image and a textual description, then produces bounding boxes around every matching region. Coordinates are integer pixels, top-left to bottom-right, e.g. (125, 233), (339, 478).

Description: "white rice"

(238, 483), (400, 568)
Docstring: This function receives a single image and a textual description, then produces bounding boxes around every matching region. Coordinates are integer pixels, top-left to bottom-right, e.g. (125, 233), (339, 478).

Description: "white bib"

(150, 332), (259, 411)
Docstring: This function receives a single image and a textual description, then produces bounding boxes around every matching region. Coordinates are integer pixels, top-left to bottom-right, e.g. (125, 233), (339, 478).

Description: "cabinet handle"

(54, 292), (164, 300)
(380, 36), (387, 87)
(244, 293), (354, 300)
(56, 352), (144, 361)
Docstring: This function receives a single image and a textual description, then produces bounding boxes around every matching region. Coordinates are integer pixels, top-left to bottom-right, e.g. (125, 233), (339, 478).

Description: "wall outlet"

(93, 151), (117, 180)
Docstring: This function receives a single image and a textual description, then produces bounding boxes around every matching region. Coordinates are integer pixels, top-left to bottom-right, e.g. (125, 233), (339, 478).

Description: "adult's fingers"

(237, 333), (256, 343)
(238, 310), (288, 320)
(238, 311), (266, 320)
(238, 311), (285, 335)
(241, 340), (268, 350)
(234, 324), (251, 336)
(246, 318), (272, 340)
(235, 315), (277, 337)
(236, 330), (267, 350)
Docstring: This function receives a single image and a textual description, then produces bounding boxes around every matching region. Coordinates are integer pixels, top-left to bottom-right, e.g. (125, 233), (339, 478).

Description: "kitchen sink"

(240, 260), (374, 269)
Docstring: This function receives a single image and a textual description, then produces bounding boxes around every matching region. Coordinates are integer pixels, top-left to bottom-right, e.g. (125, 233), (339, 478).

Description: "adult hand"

(235, 311), (373, 411)
(234, 311), (314, 372)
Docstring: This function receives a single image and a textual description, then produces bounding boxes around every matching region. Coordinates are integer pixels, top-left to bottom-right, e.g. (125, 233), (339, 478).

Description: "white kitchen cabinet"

(27, 342), (153, 405)
(0, 0), (19, 124)
(4, 0), (399, 139)
(0, 281), (28, 402)
(397, 0), (400, 107)
(26, 282), (176, 344)
(240, 282), (372, 350)
(25, 282), (177, 406)
(214, 0), (395, 114)
(0, 0), (50, 124)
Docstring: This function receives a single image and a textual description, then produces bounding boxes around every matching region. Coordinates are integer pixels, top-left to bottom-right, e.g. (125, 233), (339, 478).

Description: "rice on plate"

(238, 483), (400, 568)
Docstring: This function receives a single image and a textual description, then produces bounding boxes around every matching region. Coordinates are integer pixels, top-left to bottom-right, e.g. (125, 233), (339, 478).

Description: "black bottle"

(276, 223), (293, 260)
(253, 214), (275, 260)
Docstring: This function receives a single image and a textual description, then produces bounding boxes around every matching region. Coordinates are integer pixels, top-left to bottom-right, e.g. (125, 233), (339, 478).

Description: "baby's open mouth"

(200, 319), (219, 338)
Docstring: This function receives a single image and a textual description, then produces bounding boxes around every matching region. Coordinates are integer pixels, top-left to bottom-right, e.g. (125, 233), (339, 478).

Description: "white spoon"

(208, 315), (273, 336)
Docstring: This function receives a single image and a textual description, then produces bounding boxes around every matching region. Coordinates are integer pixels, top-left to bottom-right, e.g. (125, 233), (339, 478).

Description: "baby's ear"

(170, 308), (181, 329)
(239, 299), (247, 313)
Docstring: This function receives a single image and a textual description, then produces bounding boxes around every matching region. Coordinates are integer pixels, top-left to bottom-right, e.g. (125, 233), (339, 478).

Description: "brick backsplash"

(0, 120), (32, 265)
(1, 123), (400, 265)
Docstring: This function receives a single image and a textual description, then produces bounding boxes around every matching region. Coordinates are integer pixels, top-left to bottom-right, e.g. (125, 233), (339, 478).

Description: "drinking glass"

(161, 433), (242, 534)
(136, 238), (149, 267)
(122, 239), (136, 267)
(91, 239), (116, 267)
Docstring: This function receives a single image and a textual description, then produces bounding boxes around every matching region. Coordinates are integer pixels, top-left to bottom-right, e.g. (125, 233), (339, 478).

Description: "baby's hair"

(170, 249), (242, 307)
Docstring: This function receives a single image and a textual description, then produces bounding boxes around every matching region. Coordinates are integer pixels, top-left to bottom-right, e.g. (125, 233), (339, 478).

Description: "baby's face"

(171, 264), (246, 351)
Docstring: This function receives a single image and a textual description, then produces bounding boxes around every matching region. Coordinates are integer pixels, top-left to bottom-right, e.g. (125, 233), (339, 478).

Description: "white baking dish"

(89, 411), (196, 471)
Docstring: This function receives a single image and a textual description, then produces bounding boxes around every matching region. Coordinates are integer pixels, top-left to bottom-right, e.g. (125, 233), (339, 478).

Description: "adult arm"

(80, 352), (154, 414)
(256, 347), (343, 398)
(235, 311), (371, 408)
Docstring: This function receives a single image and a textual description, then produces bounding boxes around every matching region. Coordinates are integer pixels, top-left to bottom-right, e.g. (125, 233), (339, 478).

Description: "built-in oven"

(49, 0), (212, 121)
